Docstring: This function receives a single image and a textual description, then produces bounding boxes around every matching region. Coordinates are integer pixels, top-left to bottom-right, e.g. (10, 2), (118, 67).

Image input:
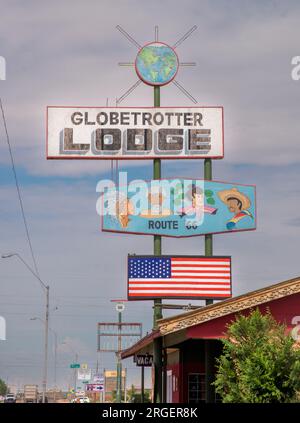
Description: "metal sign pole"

(116, 309), (122, 403)
(153, 85), (163, 403)
(141, 365), (145, 403)
(204, 158), (213, 301)
(204, 157), (215, 403)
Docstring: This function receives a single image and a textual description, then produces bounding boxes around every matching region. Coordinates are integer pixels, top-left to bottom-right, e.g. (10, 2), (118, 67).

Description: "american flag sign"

(128, 255), (232, 300)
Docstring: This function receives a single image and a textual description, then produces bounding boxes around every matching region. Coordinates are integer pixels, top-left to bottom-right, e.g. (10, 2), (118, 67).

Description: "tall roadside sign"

(46, 25), (256, 404)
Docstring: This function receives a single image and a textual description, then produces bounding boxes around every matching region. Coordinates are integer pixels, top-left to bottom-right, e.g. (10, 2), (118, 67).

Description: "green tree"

(127, 384), (151, 403)
(214, 309), (300, 403)
(0, 378), (8, 396)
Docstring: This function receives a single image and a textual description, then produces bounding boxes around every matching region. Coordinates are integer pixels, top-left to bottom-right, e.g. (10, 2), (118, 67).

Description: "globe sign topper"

(135, 42), (179, 86)
(116, 25), (198, 104)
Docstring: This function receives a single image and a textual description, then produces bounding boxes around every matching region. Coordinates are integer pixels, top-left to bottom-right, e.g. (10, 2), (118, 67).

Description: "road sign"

(102, 179), (256, 237)
(47, 107), (224, 160)
(135, 354), (153, 367)
(86, 383), (104, 392)
(116, 303), (125, 313)
(81, 363), (88, 370)
(128, 255), (232, 300)
(70, 363), (80, 369)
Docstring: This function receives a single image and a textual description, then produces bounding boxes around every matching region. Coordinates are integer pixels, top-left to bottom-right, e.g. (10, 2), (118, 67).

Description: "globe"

(135, 42), (179, 86)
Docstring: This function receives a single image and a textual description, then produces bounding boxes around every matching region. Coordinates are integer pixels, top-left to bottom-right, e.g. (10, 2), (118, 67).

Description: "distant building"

(104, 370), (126, 402)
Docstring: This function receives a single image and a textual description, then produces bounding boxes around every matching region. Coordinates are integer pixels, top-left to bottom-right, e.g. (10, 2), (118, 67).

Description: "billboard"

(102, 179), (256, 238)
(47, 107), (223, 159)
(127, 255), (232, 300)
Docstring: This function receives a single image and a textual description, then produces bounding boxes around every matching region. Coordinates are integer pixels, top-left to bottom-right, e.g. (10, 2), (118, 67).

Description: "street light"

(31, 317), (58, 402)
(2, 252), (50, 404)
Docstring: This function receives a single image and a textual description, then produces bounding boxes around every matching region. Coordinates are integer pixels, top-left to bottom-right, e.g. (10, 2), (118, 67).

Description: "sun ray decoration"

(116, 25), (198, 103)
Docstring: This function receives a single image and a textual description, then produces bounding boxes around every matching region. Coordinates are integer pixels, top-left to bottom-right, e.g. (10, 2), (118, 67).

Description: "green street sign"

(70, 363), (80, 369)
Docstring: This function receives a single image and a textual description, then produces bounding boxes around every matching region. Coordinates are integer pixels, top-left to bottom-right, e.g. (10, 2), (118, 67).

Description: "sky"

(1, 0), (300, 392)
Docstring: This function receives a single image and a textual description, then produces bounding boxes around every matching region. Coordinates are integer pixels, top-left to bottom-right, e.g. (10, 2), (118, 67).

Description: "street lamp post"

(2, 252), (50, 404)
(31, 317), (58, 403)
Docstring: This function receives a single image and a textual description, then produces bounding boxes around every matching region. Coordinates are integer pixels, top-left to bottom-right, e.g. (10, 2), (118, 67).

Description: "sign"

(102, 179), (256, 237)
(104, 370), (126, 378)
(135, 354), (153, 367)
(116, 303), (125, 313)
(76, 390), (85, 396)
(47, 107), (223, 159)
(70, 363), (80, 369)
(135, 42), (179, 86)
(77, 369), (92, 381)
(86, 383), (104, 392)
(81, 363), (88, 370)
(93, 374), (104, 384)
(127, 255), (232, 300)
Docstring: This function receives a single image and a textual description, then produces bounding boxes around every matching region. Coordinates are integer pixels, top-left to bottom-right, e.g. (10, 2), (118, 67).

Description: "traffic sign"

(116, 303), (125, 313)
(70, 363), (80, 369)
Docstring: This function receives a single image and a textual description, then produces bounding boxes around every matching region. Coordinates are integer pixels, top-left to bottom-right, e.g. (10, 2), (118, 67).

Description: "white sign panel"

(47, 107), (224, 160)
(77, 369), (92, 381)
(93, 374), (104, 383)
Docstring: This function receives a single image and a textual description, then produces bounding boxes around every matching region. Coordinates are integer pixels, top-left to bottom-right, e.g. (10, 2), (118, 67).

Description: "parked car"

(4, 393), (16, 403)
(71, 396), (90, 403)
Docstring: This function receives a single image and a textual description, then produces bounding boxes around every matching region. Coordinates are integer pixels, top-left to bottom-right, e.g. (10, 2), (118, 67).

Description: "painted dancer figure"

(217, 187), (253, 230)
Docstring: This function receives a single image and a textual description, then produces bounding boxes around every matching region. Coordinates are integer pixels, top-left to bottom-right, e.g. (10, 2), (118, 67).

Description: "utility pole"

(42, 286), (49, 403)
(2, 253), (50, 404)
(31, 317), (56, 403)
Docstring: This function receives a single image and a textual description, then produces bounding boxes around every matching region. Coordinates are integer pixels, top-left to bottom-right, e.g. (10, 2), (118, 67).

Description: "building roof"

(121, 275), (300, 359)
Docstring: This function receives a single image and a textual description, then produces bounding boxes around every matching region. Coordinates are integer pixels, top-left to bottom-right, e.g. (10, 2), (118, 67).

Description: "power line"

(0, 97), (40, 277)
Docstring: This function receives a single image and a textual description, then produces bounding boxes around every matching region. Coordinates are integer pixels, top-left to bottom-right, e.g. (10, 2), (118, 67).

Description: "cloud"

(1, 1), (300, 177)
(1, 0), (300, 389)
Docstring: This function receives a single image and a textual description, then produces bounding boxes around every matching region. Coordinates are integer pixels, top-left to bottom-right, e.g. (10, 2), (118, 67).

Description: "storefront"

(121, 276), (300, 403)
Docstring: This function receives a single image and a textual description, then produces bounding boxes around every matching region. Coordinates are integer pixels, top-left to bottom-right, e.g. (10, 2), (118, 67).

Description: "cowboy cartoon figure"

(218, 187), (253, 230)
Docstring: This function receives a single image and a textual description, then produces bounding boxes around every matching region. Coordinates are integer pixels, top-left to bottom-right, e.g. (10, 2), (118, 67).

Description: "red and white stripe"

(128, 257), (231, 298)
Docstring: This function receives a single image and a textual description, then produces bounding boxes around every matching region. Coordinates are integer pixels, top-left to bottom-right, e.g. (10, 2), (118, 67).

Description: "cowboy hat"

(217, 187), (251, 210)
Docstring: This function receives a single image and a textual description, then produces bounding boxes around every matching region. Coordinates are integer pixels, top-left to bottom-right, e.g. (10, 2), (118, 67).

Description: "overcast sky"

(1, 0), (300, 392)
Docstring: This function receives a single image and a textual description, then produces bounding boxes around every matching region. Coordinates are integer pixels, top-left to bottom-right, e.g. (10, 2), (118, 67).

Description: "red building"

(121, 276), (300, 403)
